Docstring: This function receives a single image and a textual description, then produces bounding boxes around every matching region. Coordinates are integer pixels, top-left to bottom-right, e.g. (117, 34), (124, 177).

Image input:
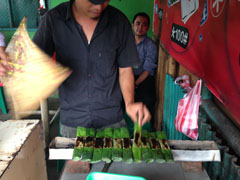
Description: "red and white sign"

(159, 0), (240, 126)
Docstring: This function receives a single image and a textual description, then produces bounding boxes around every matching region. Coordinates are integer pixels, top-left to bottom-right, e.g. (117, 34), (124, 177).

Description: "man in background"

(132, 12), (158, 123)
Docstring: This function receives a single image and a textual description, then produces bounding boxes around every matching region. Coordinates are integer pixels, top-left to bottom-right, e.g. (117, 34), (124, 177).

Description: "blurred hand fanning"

(0, 47), (9, 76)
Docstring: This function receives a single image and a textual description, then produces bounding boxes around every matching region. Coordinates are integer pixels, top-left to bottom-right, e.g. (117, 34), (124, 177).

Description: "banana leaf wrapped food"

(81, 128), (95, 161)
(149, 132), (165, 163)
(112, 128), (123, 162)
(102, 128), (113, 163)
(121, 127), (133, 164)
(91, 130), (104, 163)
(72, 126), (87, 161)
(158, 131), (174, 162)
(141, 130), (154, 163)
(73, 126), (173, 164)
(132, 121), (142, 163)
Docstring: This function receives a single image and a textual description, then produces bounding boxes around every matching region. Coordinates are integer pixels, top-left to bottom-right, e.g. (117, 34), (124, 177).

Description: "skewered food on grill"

(102, 128), (113, 163)
(91, 130), (104, 163)
(73, 126), (173, 164)
(121, 127), (133, 164)
(112, 128), (123, 162)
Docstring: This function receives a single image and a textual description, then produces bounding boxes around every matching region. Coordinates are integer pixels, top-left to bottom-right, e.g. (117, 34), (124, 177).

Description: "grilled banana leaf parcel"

(72, 127), (87, 161)
(158, 131), (174, 162)
(112, 128), (122, 162)
(132, 121), (142, 163)
(121, 127), (133, 164)
(91, 130), (104, 163)
(81, 128), (95, 161)
(149, 132), (165, 163)
(141, 130), (154, 163)
(102, 128), (113, 163)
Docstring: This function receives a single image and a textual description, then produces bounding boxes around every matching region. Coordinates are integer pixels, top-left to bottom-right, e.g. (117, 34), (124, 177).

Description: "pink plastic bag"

(175, 75), (191, 93)
(175, 79), (202, 140)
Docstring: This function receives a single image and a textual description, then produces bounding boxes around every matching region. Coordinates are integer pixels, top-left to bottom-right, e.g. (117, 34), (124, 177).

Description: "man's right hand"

(125, 102), (151, 126)
(0, 47), (9, 76)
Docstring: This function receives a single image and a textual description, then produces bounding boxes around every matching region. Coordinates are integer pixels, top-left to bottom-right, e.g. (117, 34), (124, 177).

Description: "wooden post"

(167, 56), (177, 78)
(154, 44), (168, 131)
(40, 99), (49, 146)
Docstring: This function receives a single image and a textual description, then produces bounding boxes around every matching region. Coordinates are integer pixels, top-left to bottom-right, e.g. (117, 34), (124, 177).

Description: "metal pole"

(40, 99), (49, 147)
(201, 99), (240, 158)
(7, 0), (14, 27)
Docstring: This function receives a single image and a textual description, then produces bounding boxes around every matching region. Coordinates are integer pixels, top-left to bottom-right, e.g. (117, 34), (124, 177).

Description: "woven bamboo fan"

(2, 17), (71, 118)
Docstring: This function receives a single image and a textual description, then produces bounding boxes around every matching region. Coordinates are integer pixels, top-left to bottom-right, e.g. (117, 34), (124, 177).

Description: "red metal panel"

(159, 0), (240, 126)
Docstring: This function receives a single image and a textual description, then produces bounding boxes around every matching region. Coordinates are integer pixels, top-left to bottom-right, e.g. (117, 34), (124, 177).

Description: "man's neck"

(72, 3), (99, 44)
(72, 3), (100, 23)
(135, 35), (144, 45)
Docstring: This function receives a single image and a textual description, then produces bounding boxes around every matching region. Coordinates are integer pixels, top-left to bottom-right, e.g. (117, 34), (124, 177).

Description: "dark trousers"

(135, 75), (156, 120)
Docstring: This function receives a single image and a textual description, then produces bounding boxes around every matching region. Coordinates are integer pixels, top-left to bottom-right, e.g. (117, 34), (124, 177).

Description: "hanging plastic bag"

(175, 78), (202, 140)
(175, 75), (192, 93)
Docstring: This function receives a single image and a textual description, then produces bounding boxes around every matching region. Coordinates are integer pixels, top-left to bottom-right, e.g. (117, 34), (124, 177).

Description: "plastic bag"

(175, 78), (202, 140)
(175, 75), (192, 93)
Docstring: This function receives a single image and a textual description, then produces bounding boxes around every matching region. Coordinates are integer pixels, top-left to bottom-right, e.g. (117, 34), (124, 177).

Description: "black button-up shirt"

(33, 2), (140, 128)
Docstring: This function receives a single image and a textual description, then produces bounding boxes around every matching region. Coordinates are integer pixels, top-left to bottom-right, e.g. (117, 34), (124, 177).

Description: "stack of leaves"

(158, 131), (174, 162)
(72, 127), (86, 161)
(102, 128), (113, 163)
(121, 127), (133, 164)
(112, 128), (122, 162)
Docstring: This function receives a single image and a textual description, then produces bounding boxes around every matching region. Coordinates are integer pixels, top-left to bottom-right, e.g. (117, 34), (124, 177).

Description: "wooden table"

(0, 120), (47, 180)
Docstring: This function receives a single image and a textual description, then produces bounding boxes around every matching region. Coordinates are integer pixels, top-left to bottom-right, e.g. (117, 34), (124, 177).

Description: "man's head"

(89, 0), (109, 4)
(73, 0), (110, 19)
(132, 12), (150, 37)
